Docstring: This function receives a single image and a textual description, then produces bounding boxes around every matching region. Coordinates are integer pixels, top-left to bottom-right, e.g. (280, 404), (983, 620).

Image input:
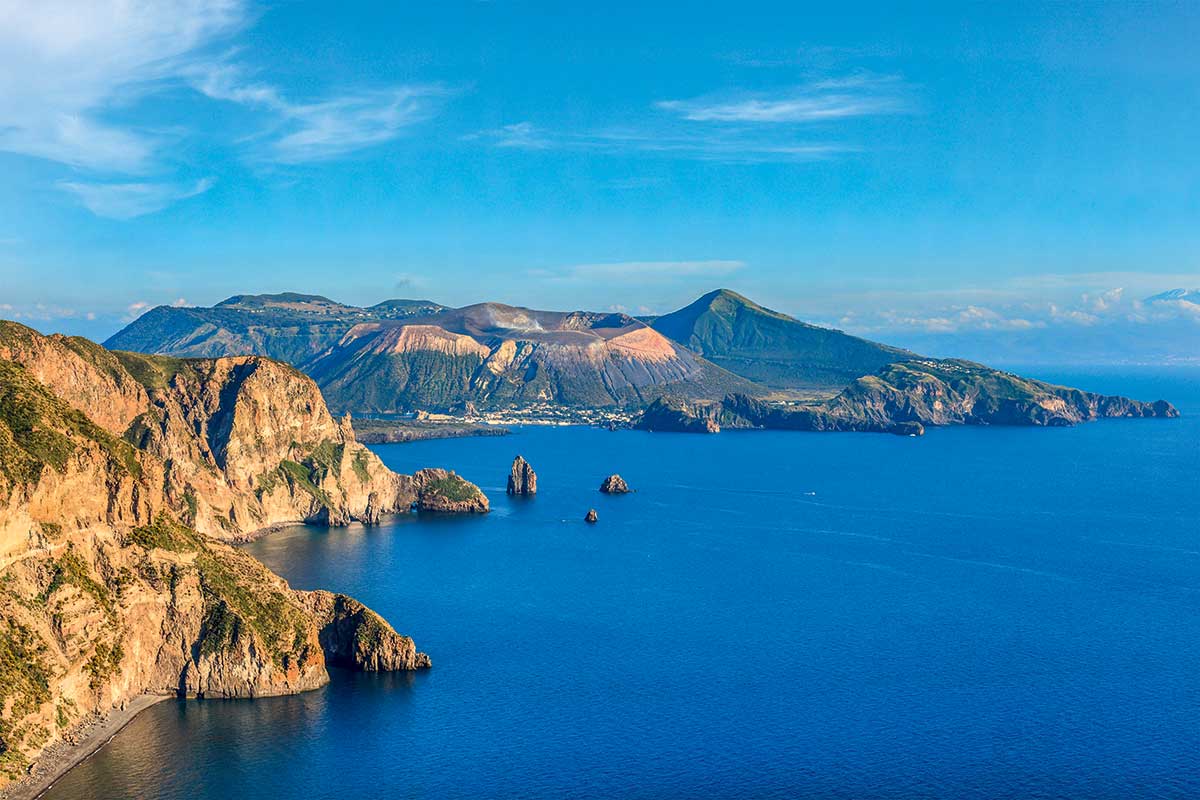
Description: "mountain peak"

(1146, 288), (1200, 304)
(651, 289), (915, 392)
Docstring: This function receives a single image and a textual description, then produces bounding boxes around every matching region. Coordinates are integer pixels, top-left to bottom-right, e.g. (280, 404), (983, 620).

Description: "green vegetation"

(0, 360), (142, 486)
(423, 473), (477, 502)
(306, 441), (345, 478)
(84, 641), (125, 690)
(111, 350), (190, 390)
(128, 513), (201, 553)
(194, 551), (310, 667)
(651, 288), (915, 392)
(351, 448), (371, 483)
(0, 621), (52, 777)
(279, 459), (333, 507)
(40, 548), (115, 616)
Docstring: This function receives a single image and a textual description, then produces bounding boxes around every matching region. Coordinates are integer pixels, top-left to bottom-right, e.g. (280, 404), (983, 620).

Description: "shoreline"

(1, 694), (172, 800)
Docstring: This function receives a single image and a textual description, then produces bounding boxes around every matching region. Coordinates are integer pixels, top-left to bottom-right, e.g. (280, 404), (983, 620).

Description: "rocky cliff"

(0, 322), (490, 789)
(637, 360), (1177, 435)
(1, 321), (491, 542)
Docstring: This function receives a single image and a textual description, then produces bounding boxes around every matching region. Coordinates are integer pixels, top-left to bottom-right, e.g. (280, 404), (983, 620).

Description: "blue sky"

(1, 0), (1198, 359)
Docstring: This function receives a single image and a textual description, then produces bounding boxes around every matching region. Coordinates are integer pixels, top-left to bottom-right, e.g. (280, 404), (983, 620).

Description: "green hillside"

(651, 289), (916, 392)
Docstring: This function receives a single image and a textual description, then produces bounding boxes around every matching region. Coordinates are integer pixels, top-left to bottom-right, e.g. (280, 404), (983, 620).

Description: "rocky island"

(0, 321), (486, 794)
(599, 475), (631, 494)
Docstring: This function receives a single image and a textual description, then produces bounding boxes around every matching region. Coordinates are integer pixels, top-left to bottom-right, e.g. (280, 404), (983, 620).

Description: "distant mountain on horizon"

(650, 288), (917, 391)
(105, 293), (764, 412)
(103, 288), (1189, 416)
(1146, 288), (1200, 305)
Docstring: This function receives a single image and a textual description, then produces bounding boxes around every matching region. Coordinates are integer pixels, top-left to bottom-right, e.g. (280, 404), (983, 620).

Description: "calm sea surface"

(46, 368), (1200, 799)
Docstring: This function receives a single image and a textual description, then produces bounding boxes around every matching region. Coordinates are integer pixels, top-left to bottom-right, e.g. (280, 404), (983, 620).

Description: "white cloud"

(657, 75), (909, 123)
(0, 0), (245, 171)
(0, 2), (447, 217)
(124, 301), (152, 320)
(191, 64), (446, 163)
(468, 121), (845, 164)
(59, 177), (214, 219)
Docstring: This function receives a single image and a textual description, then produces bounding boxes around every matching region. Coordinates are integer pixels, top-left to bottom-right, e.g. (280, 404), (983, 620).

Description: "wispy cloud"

(468, 122), (845, 163)
(191, 64), (447, 163)
(468, 72), (908, 163)
(0, 1), (448, 217)
(59, 177), (215, 219)
(657, 76), (909, 123)
(0, 0), (245, 172)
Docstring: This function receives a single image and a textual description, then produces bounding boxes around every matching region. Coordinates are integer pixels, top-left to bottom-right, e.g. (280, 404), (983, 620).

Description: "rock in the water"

(507, 455), (537, 495)
(584, 508), (598, 523)
(599, 474), (631, 494)
(414, 468), (490, 513)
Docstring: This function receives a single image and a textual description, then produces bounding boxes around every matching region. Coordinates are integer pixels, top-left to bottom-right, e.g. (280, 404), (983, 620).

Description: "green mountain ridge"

(650, 288), (917, 392)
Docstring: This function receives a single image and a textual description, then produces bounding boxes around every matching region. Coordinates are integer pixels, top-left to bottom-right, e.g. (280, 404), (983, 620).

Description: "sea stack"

(599, 474), (631, 494)
(507, 455), (537, 495)
(584, 509), (598, 523)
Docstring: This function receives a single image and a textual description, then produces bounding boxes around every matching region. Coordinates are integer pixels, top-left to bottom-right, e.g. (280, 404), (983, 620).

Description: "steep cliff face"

(0, 322), (475, 788)
(0, 322), (491, 542)
(117, 352), (420, 539)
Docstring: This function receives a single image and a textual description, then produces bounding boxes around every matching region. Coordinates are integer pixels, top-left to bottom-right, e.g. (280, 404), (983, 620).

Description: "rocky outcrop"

(638, 360), (1177, 436)
(412, 469), (489, 513)
(507, 456), (537, 495)
(599, 475), (631, 494)
(299, 591), (431, 671)
(584, 509), (598, 523)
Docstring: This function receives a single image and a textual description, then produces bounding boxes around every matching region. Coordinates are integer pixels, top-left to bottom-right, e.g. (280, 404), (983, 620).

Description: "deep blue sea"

(46, 368), (1200, 799)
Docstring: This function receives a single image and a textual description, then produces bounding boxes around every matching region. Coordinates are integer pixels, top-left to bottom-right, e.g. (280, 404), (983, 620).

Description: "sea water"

(45, 368), (1200, 799)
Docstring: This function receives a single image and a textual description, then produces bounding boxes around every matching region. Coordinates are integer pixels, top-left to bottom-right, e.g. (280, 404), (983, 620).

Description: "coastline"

(0, 694), (172, 800)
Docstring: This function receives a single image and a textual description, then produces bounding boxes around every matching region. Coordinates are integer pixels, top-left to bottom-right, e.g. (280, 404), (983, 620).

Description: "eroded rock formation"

(507, 456), (537, 496)
(599, 475), (631, 494)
